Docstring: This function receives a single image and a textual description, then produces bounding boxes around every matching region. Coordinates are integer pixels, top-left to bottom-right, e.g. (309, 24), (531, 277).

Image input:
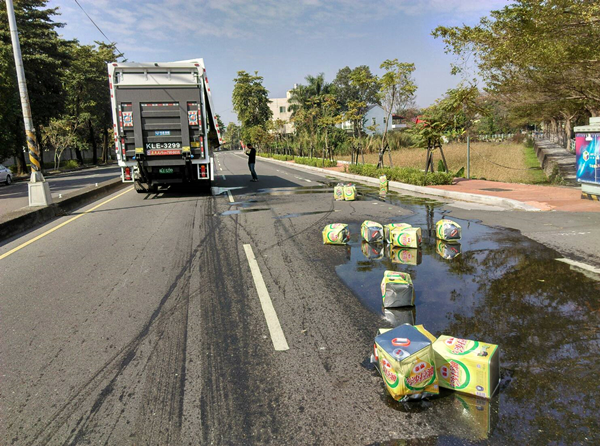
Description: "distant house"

(338, 105), (404, 136)
(268, 89), (295, 134)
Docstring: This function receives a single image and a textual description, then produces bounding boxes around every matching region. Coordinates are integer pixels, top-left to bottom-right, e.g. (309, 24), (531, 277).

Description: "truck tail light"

(124, 167), (132, 180)
(200, 165), (207, 178)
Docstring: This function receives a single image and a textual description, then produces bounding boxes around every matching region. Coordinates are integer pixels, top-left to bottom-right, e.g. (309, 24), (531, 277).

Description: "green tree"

(41, 116), (78, 169)
(0, 0), (70, 173)
(288, 73), (334, 157)
(433, 0), (600, 144)
(62, 41), (122, 165)
(224, 122), (240, 150)
(332, 65), (380, 138)
(378, 59), (417, 167)
(232, 71), (272, 143)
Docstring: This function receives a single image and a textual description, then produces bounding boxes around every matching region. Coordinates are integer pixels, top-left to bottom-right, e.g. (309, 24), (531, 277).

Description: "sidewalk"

(430, 179), (599, 212)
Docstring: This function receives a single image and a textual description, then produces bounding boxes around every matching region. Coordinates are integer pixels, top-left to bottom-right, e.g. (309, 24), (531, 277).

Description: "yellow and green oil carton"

(334, 183), (344, 201)
(361, 220), (384, 243)
(383, 223), (411, 244)
(433, 335), (500, 399)
(322, 223), (350, 245)
(373, 324), (439, 401)
(389, 226), (422, 248)
(436, 219), (462, 241)
(343, 184), (356, 201)
(381, 270), (415, 308)
(379, 174), (389, 193)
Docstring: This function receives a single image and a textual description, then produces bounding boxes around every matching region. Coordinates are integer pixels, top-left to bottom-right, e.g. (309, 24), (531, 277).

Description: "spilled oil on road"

(335, 188), (599, 444)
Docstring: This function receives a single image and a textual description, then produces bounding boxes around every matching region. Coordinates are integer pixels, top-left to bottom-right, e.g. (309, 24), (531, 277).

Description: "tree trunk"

(89, 119), (98, 165)
(387, 144), (393, 167)
(438, 144), (449, 173)
(16, 148), (27, 176)
(75, 144), (84, 165)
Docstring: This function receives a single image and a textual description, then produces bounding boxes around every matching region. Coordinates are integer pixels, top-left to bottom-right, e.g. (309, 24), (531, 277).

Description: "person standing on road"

(245, 143), (258, 182)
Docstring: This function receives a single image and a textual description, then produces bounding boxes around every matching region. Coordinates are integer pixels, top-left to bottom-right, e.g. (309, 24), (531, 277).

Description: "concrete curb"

(11, 163), (118, 183)
(258, 156), (541, 211)
(0, 178), (128, 242)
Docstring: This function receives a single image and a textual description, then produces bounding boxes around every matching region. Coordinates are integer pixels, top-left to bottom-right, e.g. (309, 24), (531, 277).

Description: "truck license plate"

(159, 168), (174, 174)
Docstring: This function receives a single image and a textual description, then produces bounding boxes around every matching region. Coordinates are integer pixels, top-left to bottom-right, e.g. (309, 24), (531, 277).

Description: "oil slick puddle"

(331, 193), (600, 444)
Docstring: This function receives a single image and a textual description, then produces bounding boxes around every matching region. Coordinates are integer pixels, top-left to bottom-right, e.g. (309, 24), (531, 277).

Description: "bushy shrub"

(258, 153), (294, 161)
(64, 160), (79, 169)
(346, 163), (454, 186)
(294, 156), (338, 168)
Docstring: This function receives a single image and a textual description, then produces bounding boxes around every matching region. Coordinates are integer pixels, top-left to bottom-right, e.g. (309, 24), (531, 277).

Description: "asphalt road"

(1, 151), (598, 445)
(0, 165), (121, 216)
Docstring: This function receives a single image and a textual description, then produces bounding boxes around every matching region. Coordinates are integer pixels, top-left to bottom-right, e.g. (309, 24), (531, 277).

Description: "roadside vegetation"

(339, 142), (547, 184)
(225, 0), (600, 186)
(0, 1), (123, 175)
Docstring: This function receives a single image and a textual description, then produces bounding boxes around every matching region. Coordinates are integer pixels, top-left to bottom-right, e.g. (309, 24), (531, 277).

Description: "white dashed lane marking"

(243, 244), (289, 351)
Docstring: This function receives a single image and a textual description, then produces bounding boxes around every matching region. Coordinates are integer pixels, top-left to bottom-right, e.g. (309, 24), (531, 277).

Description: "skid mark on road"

(25, 200), (218, 445)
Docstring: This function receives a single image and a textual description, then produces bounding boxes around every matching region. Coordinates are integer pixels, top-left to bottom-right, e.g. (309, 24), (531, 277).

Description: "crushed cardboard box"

(361, 220), (384, 243)
(381, 270), (415, 308)
(383, 223), (412, 244)
(322, 223), (350, 245)
(436, 219), (462, 241)
(373, 324), (439, 401)
(389, 226), (422, 249)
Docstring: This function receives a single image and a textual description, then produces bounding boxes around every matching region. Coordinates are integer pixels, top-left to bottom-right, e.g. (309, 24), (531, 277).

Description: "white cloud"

(50, 0), (510, 50)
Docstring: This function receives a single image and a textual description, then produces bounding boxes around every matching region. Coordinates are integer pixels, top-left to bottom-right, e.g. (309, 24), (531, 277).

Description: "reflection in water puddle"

(211, 186), (245, 196)
(334, 194), (600, 444)
(228, 199), (262, 207)
(255, 186), (333, 196)
(218, 208), (270, 216)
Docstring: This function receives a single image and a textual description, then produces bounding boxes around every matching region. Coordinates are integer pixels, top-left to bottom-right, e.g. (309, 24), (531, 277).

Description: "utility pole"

(6, 0), (52, 206)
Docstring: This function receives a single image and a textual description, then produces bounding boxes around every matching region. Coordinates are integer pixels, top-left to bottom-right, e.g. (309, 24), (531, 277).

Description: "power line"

(72, 0), (122, 55)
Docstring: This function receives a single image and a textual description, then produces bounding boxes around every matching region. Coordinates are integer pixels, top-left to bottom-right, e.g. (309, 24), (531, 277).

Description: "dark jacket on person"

(246, 147), (256, 164)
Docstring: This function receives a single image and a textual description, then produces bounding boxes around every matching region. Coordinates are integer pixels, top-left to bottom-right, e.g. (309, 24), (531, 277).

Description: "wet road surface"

(0, 151), (598, 445)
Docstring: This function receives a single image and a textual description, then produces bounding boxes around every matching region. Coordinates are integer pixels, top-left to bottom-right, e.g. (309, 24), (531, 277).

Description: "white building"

(269, 89), (294, 134)
(338, 105), (407, 135)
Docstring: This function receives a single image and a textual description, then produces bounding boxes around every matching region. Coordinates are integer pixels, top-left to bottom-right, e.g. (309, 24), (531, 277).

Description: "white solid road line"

(243, 244), (289, 351)
(556, 258), (600, 275)
(227, 190), (234, 203)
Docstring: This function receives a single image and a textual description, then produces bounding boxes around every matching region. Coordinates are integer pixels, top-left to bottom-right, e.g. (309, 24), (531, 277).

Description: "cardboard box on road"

(373, 324), (439, 401)
(433, 335), (500, 399)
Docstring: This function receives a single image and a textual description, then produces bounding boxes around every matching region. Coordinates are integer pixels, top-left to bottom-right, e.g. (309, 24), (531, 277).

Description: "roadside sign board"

(576, 133), (600, 185)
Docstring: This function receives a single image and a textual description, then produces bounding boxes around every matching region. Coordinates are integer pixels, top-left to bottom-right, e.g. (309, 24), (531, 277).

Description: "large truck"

(108, 59), (222, 193)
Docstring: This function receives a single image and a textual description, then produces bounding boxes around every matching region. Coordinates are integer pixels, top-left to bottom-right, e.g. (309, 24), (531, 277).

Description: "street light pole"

(5, 0), (52, 206)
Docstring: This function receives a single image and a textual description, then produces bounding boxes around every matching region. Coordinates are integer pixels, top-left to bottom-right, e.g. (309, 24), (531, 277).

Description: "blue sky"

(48, 0), (508, 124)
